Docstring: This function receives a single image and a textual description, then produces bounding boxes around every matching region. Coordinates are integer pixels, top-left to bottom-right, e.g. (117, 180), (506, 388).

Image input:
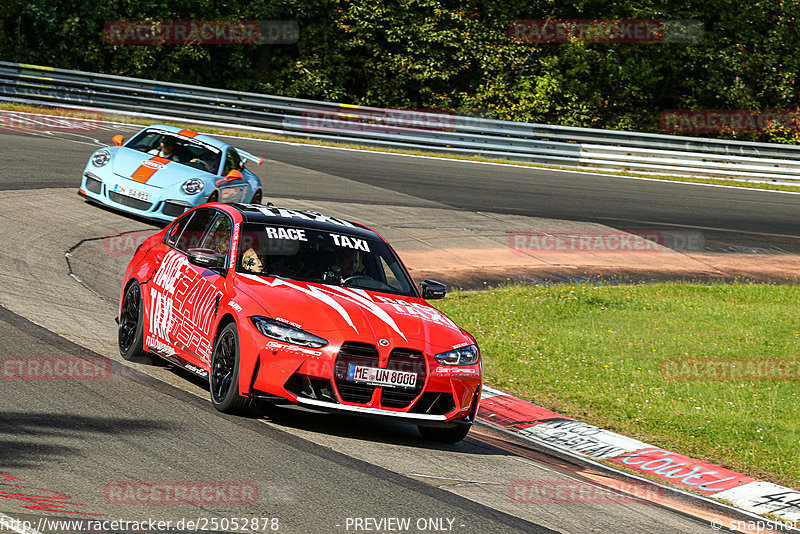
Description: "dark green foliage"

(2, 1), (798, 142)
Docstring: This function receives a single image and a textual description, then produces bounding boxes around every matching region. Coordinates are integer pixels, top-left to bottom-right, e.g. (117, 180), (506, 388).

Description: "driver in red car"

(336, 248), (361, 279)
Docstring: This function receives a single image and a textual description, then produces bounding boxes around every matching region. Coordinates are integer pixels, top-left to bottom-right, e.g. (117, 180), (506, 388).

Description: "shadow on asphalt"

(0, 412), (168, 468)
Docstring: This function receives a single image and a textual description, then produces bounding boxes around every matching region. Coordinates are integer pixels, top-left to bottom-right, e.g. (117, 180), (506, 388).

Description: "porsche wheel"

(417, 424), (471, 444)
(118, 280), (148, 361)
(210, 323), (257, 415)
(250, 189), (263, 204)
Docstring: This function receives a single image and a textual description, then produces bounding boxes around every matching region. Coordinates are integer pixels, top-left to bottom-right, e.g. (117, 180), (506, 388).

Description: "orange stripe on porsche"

(131, 156), (171, 183)
(178, 129), (198, 138)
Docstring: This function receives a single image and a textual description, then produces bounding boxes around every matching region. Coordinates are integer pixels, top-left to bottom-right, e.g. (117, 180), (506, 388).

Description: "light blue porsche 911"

(79, 125), (264, 222)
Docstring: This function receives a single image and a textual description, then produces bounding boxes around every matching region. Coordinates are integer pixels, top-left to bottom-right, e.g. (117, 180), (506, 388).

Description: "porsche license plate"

(114, 184), (150, 202)
(347, 365), (417, 388)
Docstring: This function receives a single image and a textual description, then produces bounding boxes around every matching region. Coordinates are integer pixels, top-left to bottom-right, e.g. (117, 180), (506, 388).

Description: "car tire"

(251, 189), (262, 204)
(210, 323), (258, 415)
(417, 424), (471, 443)
(118, 280), (149, 362)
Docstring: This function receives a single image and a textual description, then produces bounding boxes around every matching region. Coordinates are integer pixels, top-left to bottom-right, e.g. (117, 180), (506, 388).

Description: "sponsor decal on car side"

(264, 340), (322, 357)
(432, 366), (478, 376)
(147, 251), (222, 364)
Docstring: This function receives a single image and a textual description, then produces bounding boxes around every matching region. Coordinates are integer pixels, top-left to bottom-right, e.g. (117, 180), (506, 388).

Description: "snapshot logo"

(1, 356), (111, 381)
(509, 19), (704, 44)
(509, 480), (664, 504)
(661, 358), (800, 382)
(509, 230), (704, 254)
(299, 107), (456, 134)
(0, 110), (103, 133)
(103, 20), (299, 45)
(104, 481), (258, 506)
(660, 109), (800, 134)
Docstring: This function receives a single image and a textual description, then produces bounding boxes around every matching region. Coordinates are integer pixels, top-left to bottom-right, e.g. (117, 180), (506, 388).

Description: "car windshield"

(126, 128), (222, 174)
(236, 223), (417, 297)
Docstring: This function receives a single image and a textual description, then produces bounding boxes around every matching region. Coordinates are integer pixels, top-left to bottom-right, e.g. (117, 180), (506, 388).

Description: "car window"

(175, 208), (217, 252)
(236, 223), (417, 297)
(222, 149), (242, 175)
(164, 211), (193, 248)
(126, 128), (221, 173)
(201, 213), (233, 256)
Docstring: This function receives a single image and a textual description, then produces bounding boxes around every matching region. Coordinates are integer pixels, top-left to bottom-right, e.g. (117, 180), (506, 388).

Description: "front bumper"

(241, 331), (482, 427)
(79, 167), (202, 222)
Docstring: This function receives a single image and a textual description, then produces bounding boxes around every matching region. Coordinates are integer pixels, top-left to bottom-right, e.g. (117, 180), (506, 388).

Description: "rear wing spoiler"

(236, 148), (263, 166)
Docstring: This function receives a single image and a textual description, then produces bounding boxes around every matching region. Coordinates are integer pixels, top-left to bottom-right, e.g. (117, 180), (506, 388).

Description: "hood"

(112, 147), (210, 187)
(236, 274), (471, 354)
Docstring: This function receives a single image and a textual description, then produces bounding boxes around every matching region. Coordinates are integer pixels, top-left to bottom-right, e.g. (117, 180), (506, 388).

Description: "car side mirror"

(225, 169), (243, 182)
(112, 135), (125, 146)
(187, 248), (226, 270)
(420, 279), (447, 299)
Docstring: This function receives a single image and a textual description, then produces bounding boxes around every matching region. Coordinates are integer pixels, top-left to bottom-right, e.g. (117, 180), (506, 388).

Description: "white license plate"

(347, 364), (417, 389)
(114, 184), (150, 202)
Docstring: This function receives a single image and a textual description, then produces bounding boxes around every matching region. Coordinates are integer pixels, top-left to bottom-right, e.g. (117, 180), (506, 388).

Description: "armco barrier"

(2, 61), (800, 183)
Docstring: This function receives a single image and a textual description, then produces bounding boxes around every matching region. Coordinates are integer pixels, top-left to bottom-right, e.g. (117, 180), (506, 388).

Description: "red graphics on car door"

(145, 208), (232, 375)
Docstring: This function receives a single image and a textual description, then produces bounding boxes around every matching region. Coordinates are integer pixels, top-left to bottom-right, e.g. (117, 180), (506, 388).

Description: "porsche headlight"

(434, 344), (479, 366)
(91, 149), (110, 167)
(181, 178), (204, 195)
(251, 317), (328, 348)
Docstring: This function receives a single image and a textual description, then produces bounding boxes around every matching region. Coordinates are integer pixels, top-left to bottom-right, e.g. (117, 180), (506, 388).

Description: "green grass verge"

(436, 282), (800, 488)
(3, 103), (800, 194)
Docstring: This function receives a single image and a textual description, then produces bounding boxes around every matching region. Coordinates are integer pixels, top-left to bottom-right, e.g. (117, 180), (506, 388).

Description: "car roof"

(142, 124), (231, 151)
(230, 203), (381, 240)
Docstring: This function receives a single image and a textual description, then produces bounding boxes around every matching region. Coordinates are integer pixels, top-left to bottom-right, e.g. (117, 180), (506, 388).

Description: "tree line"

(2, 0), (798, 142)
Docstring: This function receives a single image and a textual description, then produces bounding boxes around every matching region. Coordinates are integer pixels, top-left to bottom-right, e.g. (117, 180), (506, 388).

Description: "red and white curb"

(477, 386), (800, 524)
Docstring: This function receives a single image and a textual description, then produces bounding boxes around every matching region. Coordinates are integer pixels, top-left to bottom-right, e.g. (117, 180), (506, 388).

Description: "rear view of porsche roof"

(233, 203), (378, 239)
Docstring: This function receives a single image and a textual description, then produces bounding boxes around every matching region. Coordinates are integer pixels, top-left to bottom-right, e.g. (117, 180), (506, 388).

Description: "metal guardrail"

(2, 61), (800, 183)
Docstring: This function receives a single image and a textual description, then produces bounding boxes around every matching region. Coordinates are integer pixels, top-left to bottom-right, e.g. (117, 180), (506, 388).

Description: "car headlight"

(251, 317), (328, 348)
(91, 150), (110, 167)
(181, 179), (204, 195)
(434, 344), (479, 366)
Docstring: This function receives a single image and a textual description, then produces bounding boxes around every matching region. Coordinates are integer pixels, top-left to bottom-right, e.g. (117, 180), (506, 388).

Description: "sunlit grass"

(437, 282), (800, 488)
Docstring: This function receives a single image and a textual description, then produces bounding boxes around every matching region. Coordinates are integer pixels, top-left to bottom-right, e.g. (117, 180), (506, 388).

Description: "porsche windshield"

(236, 223), (417, 297)
(126, 128), (222, 174)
